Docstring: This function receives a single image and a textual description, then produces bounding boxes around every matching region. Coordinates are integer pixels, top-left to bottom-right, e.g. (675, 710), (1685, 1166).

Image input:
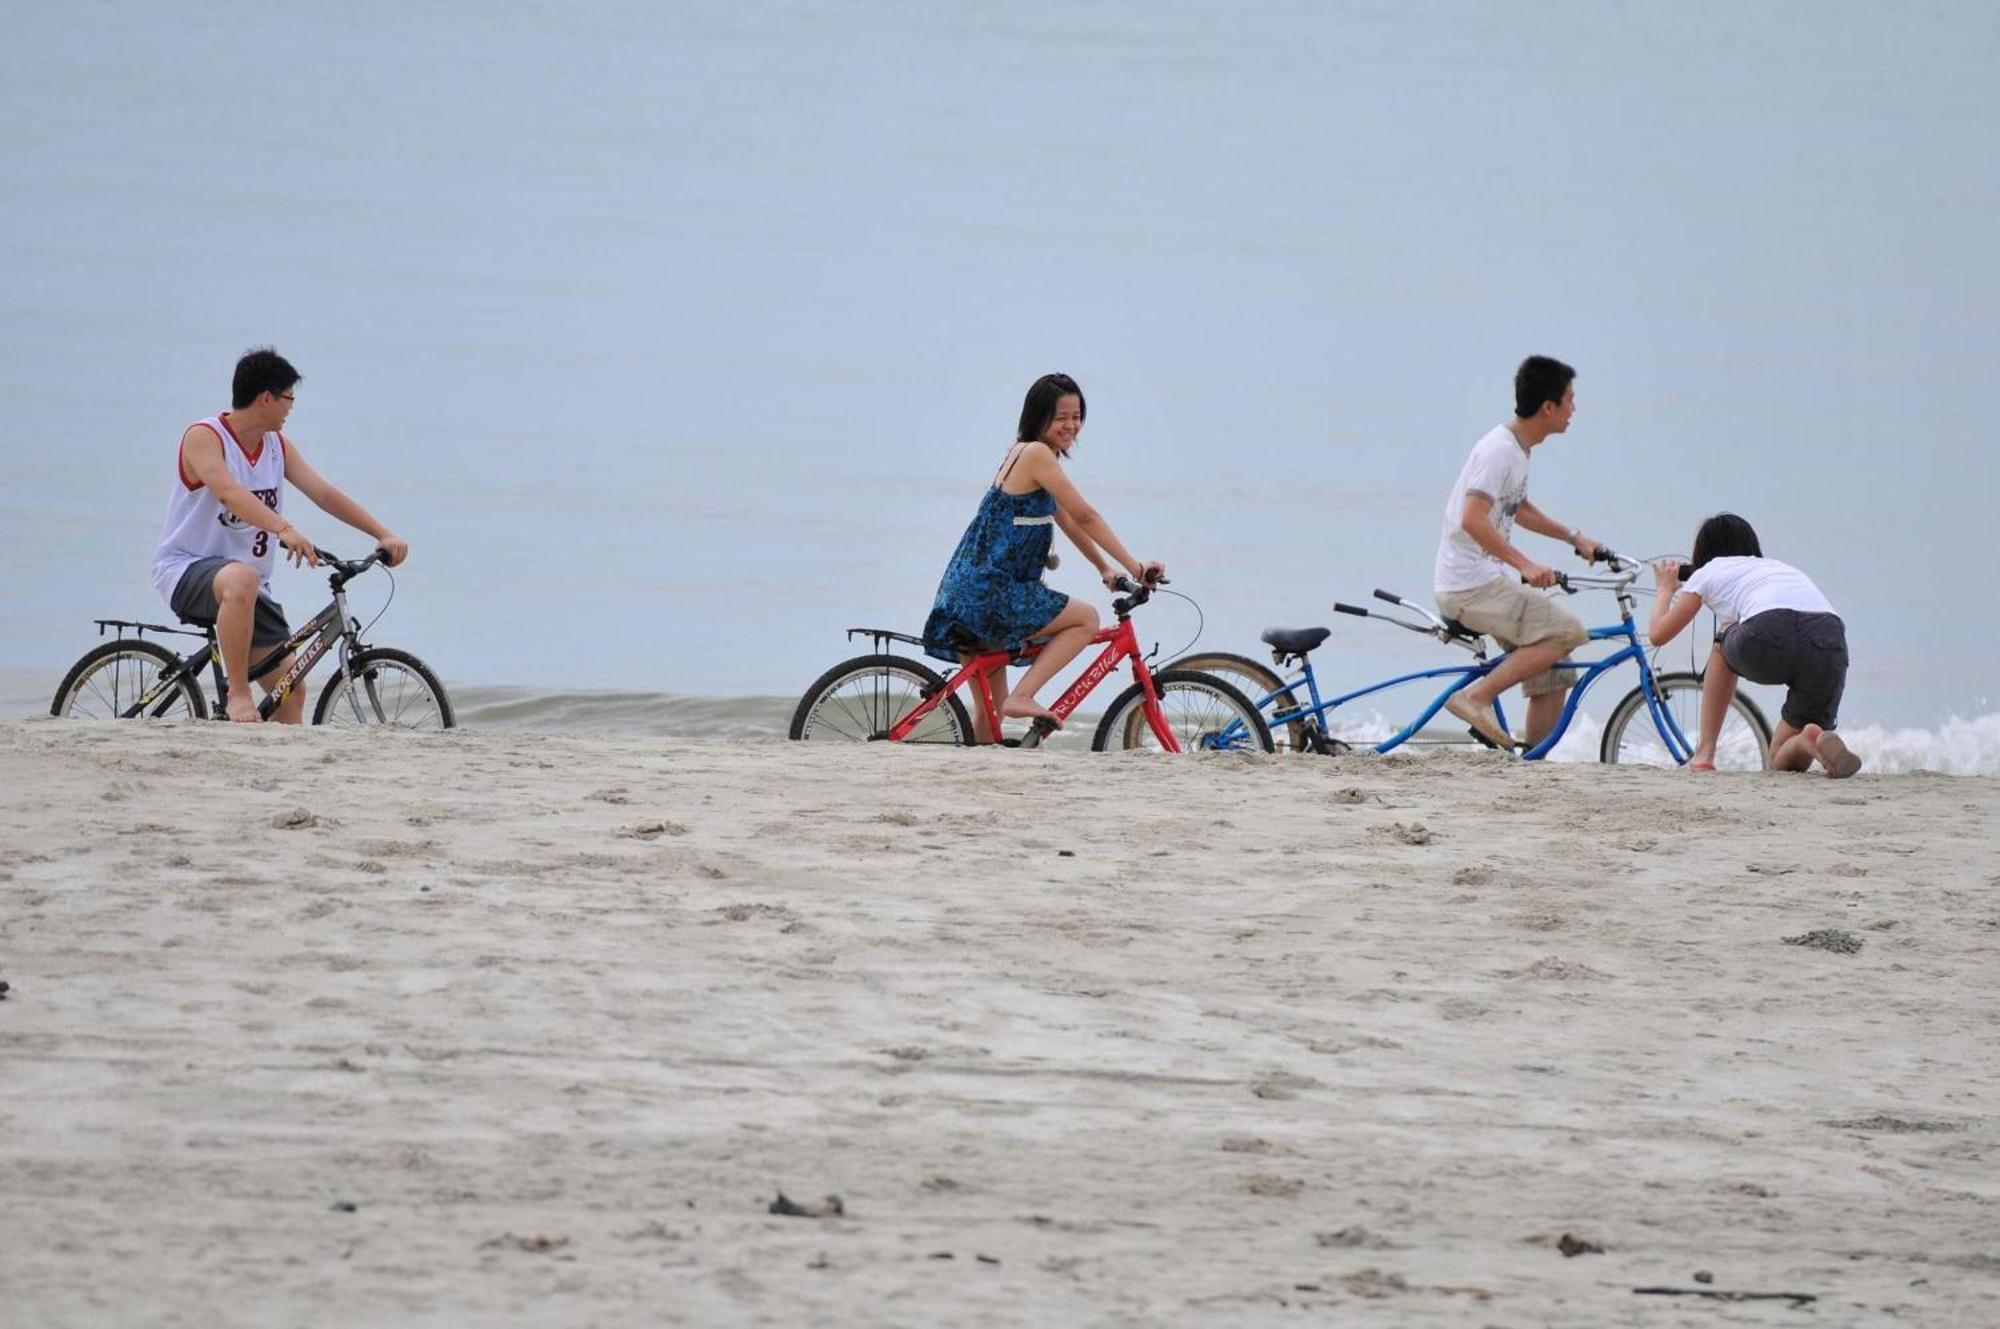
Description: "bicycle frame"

(1240, 578), (1698, 763)
(885, 612), (1180, 750)
(111, 562), (370, 720)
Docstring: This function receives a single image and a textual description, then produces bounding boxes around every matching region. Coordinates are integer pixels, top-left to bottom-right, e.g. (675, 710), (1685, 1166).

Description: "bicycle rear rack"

(845, 627), (928, 653)
(93, 618), (211, 641)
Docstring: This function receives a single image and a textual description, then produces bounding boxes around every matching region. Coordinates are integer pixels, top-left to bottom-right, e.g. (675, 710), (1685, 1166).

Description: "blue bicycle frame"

(1226, 596), (1697, 764)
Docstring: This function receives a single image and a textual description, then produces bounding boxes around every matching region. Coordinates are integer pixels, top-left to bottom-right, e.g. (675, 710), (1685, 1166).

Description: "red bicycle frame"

(884, 613), (1179, 750)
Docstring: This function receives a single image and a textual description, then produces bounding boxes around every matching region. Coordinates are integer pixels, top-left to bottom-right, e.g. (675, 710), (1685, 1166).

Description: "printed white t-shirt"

(1680, 556), (1835, 631)
(150, 413), (287, 606)
(1435, 424), (1531, 593)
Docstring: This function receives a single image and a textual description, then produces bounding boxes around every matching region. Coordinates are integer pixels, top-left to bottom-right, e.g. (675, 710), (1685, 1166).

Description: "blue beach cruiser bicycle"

(1165, 551), (1772, 769)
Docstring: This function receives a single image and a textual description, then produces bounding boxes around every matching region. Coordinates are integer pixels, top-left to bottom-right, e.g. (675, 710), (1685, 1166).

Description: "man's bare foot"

(1803, 724), (1863, 779)
(1445, 693), (1515, 750)
(999, 696), (1061, 727)
(224, 702), (262, 723)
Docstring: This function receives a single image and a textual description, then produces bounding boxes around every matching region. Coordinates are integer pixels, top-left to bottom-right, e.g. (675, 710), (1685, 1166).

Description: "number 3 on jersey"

(253, 530), (269, 557)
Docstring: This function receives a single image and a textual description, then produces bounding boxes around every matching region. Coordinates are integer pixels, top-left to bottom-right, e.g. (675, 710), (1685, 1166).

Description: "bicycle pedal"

(1015, 717), (1061, 750)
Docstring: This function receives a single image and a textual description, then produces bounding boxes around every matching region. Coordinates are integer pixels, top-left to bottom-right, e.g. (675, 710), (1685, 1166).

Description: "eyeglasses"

(277, 392), (295, 402)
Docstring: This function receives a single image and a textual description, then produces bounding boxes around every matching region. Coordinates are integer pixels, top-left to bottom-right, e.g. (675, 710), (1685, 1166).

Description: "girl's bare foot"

(1803, 724), (1863, 779)
(1688, 754), (1716, 771)
(224, 696), (262, 723)
(999, 696), (1061, 727)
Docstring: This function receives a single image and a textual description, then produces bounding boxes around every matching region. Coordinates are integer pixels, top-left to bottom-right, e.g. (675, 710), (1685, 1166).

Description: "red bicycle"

(790, 577), (1273, 751)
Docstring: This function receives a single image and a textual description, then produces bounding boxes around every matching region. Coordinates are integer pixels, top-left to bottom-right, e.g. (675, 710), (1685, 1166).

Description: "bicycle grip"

(1372, 588), (1404, 607)
(1334, 602), (1369, 617)
(1675, 562), (1694, 583)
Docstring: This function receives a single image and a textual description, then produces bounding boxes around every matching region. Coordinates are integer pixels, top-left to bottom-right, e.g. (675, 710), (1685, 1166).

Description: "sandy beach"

(1, 718), (1995, 1326)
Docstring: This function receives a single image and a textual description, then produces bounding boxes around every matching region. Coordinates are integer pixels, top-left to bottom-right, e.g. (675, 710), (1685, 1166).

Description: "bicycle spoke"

(1604, 675), (1768, 770)
(795, 660), (971, 745)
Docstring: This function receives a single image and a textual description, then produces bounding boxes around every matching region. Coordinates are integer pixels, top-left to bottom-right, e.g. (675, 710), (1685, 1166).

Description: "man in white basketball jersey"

(151, 348), (409, 723)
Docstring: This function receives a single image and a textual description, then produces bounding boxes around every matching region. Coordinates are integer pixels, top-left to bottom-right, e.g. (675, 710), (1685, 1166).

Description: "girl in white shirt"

(1649, 513), (1861, 777)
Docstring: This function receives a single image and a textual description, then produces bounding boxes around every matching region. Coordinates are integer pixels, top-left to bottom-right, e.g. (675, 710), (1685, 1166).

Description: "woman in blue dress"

(923, 373), (1163, 743)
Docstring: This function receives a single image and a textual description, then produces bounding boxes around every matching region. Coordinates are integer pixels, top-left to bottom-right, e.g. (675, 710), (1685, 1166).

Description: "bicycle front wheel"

(790, 654), (974, 744)
(1092, 668), (1274, 753)
(1167, 650), (1309, 752)
(52, 639), (207, 720)
(313, 648), (455, 729)
(1601, 671), (1770, 769)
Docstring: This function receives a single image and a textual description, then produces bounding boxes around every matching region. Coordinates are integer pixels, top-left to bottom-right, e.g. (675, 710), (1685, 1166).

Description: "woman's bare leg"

(1768, 720), (1815, 772)
(964, 660), (1005, 745)
(1691, 644), (1736, 770)
(1001, 600), (1101, 725)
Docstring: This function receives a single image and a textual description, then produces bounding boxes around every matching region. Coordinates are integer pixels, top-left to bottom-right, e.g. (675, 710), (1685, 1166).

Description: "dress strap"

(994, 443), (1030, 488)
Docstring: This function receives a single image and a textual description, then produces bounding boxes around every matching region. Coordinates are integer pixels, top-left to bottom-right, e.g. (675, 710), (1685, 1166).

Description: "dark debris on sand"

(769, 1192), (845, 1219)
(1783, 928), (1863, 954)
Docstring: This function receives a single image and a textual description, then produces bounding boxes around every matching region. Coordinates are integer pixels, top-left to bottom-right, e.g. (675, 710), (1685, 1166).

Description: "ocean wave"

(1322, 704), (2000, 775)
(447, 686), (795, 738)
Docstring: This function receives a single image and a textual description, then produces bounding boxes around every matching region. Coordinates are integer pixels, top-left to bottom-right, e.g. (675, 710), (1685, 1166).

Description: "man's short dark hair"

(1017, 372), (1087, 444)
(1514, 355), (1575, 419)
(1691, 513), (1763, 570)
(233, 347), (301, 410)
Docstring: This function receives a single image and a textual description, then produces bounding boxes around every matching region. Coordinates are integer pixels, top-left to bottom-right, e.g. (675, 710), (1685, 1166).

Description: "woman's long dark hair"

(1691, 512), (1763, 570)
(1017, 372), (1086, 444)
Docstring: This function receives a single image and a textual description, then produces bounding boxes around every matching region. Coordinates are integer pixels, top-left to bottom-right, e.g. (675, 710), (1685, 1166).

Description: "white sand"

(1, 718), (1995, 1326)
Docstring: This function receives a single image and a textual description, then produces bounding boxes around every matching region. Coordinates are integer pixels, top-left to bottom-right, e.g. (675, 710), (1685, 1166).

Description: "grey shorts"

(170, 557), (292, 651)
(1720, 609), (1848, 730)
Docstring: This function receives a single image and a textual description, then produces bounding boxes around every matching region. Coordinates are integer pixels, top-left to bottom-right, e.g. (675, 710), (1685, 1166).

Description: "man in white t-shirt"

(1432, 356), (1601, 751)
(151, 348), (409, 723)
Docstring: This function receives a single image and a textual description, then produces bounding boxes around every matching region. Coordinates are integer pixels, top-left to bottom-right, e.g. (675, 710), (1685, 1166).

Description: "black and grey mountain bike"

(51, 547), (454, 728)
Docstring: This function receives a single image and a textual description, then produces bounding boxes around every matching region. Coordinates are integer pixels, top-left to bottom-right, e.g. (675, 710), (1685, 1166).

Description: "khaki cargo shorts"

(1436, 576), (1589, 698)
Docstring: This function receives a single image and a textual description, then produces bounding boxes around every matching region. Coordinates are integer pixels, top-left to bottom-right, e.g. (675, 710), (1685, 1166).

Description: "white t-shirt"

(1681, 556), (1835, 631)
(1435, 424), (1531, 593)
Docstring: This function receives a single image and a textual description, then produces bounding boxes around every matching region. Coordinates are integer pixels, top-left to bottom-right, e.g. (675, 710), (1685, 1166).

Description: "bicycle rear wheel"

(1167, 650), (1309, 752)
(1092, 668), (1274, 753)
(1601, 671), (1770, 769)
(313, 648), (455, 729)
(52, 639), (207, 720)
(790, 654), (974, 744)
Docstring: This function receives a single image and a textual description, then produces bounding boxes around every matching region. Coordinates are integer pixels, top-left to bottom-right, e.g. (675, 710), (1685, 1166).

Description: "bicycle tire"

(790, 654), (974, 745)
(313, 647), (455, 729)
(1165, 650), (1309, 752)
(51, 639), (207, 720)
(1600, 671), (1771, 770)
(1091, 668), (1274, 753)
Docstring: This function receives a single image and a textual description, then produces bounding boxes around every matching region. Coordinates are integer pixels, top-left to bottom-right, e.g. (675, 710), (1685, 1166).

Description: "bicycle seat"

(1439, 617), (1484, 647)
(1261, 626), (1331, 656)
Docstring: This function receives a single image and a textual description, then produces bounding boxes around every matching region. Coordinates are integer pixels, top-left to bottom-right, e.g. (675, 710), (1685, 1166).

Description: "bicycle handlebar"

(313, 546), (388, 586)
(1108, 572), (1169, 616)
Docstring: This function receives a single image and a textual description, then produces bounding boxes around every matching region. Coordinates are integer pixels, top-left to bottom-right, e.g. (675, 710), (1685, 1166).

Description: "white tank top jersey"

(150, 414), (288, 607)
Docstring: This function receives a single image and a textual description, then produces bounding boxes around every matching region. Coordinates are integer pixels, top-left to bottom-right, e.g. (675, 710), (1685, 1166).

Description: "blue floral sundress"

(921, 456), (1070, 663)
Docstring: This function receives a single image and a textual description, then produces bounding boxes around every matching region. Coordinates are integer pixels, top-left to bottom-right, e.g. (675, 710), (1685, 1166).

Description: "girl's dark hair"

(1690, 512), (1763, 570)
(1017, 372), (1086, 444)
